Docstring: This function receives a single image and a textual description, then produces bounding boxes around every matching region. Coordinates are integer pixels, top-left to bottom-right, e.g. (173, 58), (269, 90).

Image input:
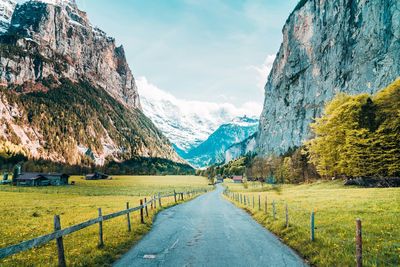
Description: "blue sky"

(74, 0), (298, 113)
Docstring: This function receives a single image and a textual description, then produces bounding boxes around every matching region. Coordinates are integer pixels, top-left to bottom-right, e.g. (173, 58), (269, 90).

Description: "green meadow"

(225, 179), (400, 266)
(0, 175), (209, 266)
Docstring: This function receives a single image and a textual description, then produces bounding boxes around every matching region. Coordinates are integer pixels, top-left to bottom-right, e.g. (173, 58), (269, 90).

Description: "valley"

(0, 0), (399, 266)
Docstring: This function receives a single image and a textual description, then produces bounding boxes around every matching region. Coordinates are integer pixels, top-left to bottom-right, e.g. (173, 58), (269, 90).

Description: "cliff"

(257, 0), (400, 155)
(1, 0), (140, 109)
(0, 0), (184, 165)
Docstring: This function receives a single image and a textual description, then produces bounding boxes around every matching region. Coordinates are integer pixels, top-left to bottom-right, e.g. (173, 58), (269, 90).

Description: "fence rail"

(0, 189), (207, 265)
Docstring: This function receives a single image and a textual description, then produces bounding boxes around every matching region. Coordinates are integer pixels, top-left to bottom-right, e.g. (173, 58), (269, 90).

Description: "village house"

(216, 175), (224, 183)
(85, 172), (109, 180)
(15, 173), (70, 186)
(233, 175), (243, 183)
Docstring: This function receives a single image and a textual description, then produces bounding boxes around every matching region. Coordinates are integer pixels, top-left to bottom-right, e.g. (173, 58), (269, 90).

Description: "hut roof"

(233, 175), (243, 181)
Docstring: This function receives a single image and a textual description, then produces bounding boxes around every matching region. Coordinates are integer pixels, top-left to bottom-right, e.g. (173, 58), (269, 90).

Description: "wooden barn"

(233, 175), (243, 183)
(85, 172), (109, 180)
(15, 173), (69, 186)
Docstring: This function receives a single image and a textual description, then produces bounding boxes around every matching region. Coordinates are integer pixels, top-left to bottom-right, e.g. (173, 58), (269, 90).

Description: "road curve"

(114, 185), (307, 267)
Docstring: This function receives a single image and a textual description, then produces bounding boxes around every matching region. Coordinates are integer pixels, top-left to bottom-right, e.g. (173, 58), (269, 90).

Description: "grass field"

(224, 180), (400, 267)
(0, 175), (209, 266)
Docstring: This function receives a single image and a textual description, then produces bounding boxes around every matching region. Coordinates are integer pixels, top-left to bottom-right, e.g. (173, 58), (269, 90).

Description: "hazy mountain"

(182, 116), (258, 168)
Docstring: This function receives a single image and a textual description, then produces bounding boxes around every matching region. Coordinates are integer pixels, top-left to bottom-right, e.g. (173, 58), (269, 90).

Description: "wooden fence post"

(258, 195), (261, 211)
(265, 195), (268, 215)
(244, 195), (246, 205)
(181, 193), (184, 201)
(272, 201), (276, 220)
(240, 194), (242, 204)
(144, 198), (149, 217)
(174, 190), (177, 203)
(252, 195), (255, 209)
(310, 211), (315, 241)
(158, 193), (162, 207)
(140, 200), (144, 224)
(98, 208), (104, 248)
(151, 196), (154, 210)
(54, 215), (66, 267)
(356, 218), (362, 267)
(126, 202), (131, 232)
(285, 204), (289, 228)
(154, 195), (157, 209)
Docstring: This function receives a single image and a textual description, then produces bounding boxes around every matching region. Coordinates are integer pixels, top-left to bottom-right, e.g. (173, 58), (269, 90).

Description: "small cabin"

(233, 175), (243, 183)
(216, 175), (224, 183)
(85, 172), (109, 180)
(15, 173), (69, 186)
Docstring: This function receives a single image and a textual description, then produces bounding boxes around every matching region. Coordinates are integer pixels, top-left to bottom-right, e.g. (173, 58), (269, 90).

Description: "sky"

(20, 0), (298, 116)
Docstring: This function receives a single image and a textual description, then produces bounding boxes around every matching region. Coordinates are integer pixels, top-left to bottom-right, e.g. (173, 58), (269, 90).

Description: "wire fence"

(224, 189), (399, 267)
(0, 189), (207, 266)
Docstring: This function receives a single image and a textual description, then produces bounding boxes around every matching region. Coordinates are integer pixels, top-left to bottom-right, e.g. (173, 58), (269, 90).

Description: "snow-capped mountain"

(137, 77), (261, 153)
(0, 0), (16, 33)
(182, 116), (259, 168)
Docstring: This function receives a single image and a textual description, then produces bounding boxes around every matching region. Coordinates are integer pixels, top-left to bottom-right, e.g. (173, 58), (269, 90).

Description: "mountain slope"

(257, 0), (400, 156)
(225, 133), (257, 163)
(0, 0), (183, 165)
(137, 77), (261, 153)
(182, 117), (258, 168)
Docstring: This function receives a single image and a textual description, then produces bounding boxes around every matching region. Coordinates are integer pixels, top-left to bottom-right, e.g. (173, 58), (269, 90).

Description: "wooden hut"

(232, 175), (243, 183)
(15, 173), (69, 186)
(85, 172), (109, 180)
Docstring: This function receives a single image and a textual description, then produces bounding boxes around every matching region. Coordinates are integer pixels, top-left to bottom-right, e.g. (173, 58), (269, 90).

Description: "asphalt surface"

(114, 185), (307, 267)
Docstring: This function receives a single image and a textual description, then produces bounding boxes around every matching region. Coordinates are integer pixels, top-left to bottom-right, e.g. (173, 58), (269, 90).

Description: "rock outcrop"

(257, 0), (400, 155)
(1, 0), (140, 109)
(0, 0), (15, 33)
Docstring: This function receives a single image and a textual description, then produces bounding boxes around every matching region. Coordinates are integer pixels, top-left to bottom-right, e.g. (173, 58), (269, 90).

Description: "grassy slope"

(225, 180), (400, 266)
(0, 175), (209, 266)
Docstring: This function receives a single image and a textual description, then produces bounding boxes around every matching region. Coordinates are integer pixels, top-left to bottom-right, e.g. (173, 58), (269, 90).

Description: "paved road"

(114, 185), (307, 267)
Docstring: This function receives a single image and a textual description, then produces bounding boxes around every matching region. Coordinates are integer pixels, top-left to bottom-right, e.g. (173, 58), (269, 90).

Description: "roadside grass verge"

(0, 175), (209, 266)
(224, 180), (400, 266)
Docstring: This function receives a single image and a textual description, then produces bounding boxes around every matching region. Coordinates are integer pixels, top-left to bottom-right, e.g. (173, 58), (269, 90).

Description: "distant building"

(85, 172), (109, 180)
(233, 175), (243, 183)
(216, 175), (224, 183)
(15, 173), (69, 186)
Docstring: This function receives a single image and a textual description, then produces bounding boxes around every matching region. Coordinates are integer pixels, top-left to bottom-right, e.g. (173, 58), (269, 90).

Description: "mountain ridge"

(0, 0), (184, 166)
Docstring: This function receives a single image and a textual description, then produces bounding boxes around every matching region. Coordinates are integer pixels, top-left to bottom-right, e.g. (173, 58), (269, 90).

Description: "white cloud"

(248, 54), (276, 92)
(137, 77), (262, 118)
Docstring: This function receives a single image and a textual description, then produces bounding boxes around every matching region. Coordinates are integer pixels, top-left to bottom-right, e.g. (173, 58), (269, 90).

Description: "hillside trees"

(307, 78), (400, 178)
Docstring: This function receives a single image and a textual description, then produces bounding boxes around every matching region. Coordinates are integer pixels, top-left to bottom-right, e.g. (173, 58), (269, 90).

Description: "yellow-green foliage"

(0, 175), (209, 266)
(0, 141), (26, 159)
(225, 180), (400, 266)
(306, 78), (400, 178)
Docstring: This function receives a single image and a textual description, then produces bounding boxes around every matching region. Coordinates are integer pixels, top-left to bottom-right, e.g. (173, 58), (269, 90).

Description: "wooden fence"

(224, 190), (398, 267)
(0, 189), (206, 266)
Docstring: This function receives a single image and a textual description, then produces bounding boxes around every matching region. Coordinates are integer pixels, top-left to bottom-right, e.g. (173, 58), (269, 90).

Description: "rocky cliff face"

(1, 0), (140, 109)
(225, 133), (256, 163)
(0, 0), (184, 165)
(0, 0), (15, 33)
(257, 0), (400, 155)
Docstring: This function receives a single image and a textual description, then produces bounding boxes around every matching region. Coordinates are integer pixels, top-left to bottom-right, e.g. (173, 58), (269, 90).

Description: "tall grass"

(225, 180), (400, 266)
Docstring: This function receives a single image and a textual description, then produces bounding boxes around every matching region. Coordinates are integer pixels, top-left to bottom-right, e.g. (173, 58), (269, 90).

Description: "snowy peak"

(137, 77), (260, 153)
(32, 0), (77, 8)
(229, 116), (259, 127)
(0, 0), (16, 33)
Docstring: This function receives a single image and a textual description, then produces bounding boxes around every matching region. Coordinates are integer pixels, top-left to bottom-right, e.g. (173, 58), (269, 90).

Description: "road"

(114, 185), (307, 267)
